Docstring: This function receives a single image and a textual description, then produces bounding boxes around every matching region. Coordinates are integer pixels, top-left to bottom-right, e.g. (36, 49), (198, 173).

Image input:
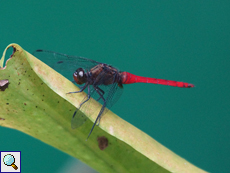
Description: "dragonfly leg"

(86, 120), (97, 140)
(94, 85), (105, 102)
(72, 85), (91, 120)
(93, 85), (106, 126)
(97, 115), (102, 126)
(86, 102), (106, 140)
(96, 86), (105, 101)
(67, 82), (88, 94)
(78, 85), (91, 108)
(97, 107), (107, 125)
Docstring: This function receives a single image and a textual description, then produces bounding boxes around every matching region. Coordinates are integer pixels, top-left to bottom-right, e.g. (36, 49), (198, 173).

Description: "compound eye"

(73, 68), (86, 85)
(78, 70), (84, 77)
(76, 68), (85, 78)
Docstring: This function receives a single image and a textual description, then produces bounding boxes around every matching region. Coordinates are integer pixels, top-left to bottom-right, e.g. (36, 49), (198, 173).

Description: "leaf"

(0, 43), (207, 173)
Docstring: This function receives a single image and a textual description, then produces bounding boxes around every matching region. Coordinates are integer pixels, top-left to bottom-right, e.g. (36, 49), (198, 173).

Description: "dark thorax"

(89, 64), (123, 87)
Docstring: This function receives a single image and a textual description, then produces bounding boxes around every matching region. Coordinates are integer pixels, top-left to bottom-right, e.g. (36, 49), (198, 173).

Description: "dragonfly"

(33, 50), (194, 139)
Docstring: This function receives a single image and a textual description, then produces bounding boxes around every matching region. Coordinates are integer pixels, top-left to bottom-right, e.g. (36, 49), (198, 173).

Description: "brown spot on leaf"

(97, 136), (108, 150)
(0, 79), (9, 91)
(0, 118), (5, 120)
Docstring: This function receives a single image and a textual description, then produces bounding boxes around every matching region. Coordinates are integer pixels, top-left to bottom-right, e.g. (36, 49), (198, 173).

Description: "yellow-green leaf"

(0, 43), (207, 173)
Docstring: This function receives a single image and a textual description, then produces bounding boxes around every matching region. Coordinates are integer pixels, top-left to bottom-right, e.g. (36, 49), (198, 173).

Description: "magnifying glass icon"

(3, 154), (18, 170)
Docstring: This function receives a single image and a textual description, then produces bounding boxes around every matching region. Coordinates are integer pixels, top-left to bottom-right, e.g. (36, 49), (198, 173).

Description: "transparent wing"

(71, 85), (97, 129)
(71, 108), (88, 129)
(33, 50), (101, 81)
(33, 50), (123, 133)
(33, 50), (103, 129)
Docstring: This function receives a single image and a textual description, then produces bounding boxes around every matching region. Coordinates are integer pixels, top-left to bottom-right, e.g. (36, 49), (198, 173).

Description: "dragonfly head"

(73, 68), (87, 85)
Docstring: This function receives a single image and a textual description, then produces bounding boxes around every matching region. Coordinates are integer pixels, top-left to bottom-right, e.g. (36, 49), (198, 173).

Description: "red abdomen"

(120, 72), (194, 88)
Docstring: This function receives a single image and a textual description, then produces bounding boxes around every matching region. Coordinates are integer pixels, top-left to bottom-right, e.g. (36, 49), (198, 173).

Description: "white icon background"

(1, 152), (20, 172)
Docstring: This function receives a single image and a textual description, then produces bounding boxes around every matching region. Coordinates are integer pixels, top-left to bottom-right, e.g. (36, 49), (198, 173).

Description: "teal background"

(1, 1), (230, 173)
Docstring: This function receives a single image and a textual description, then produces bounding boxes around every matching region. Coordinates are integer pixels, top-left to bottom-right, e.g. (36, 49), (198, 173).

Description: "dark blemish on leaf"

(57, 101), (59, 103)
(42, 99), (44, 101)
(43, 95), (44, 97)
(21, 63), (23, 65)
(36, 106), (38, 108)
(25, 71), (26, 73)
(6, 103), (9, 105)
(18, 82), (20, 85)
(43, 109), (45, 111)
(27, 89), (29, 91)
(8, 76), (10, 78)
(97, 136), (108, 150)
(0, 118), (5, 120)
(41, 83), (43, 85)
(0, 79), (9, 91)
(19, 79), (21, 81)
(24, 103), (26, 105)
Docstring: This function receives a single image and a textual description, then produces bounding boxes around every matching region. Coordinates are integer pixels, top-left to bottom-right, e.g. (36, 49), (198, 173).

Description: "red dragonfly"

(33, 50), (194, 139)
